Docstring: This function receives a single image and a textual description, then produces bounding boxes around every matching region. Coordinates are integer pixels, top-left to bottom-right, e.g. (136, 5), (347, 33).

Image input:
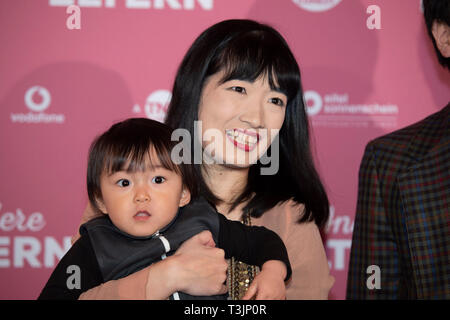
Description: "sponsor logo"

(304, 90), (323, 116)
(144, 89), (172, 123)
(292, 0), (342, 12)
(132, 89), (172, 123)
(304, 90), (399, 128)
(24, 86), (51, 112)
(49, 0), (213, 10)
(10, 86), (65, 124)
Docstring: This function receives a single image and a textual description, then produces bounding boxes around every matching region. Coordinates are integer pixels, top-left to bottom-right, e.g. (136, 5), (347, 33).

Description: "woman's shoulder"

(251, 199), (308, 239)
(254, 199), (305, 222)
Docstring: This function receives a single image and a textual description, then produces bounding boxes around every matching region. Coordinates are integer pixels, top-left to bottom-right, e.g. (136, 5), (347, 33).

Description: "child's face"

(96, 151), (190, 237)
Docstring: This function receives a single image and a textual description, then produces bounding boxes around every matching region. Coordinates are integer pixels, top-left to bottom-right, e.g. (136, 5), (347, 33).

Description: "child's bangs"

(103, 141), (180, 175)
(213, 30), (300, 101)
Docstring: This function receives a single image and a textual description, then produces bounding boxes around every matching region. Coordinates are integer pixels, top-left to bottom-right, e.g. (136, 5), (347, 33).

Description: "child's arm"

(216, 214), (291, 299)
(38, 235), (103, 300)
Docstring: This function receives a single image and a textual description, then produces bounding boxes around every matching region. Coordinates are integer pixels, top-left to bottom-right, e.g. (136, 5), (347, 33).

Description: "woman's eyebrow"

(219, 76), (287, 96)
(271, 87), (286, 94)
(268, 86), (288, 97)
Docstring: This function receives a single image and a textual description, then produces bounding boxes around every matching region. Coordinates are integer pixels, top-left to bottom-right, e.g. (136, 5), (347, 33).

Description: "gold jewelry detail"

(227, 213), (259, 300)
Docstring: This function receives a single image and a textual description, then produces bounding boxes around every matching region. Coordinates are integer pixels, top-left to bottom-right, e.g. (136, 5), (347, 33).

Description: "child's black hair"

(87, 118), (196, 214)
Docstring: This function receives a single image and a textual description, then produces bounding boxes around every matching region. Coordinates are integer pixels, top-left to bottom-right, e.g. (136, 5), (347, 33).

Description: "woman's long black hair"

(165, 19), (329, 229)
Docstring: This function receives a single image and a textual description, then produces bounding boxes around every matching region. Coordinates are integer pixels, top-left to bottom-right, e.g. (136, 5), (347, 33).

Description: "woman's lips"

(240, 128), (259, 138)
(134, 210), (151, 221)
(225, 129), (260, 152)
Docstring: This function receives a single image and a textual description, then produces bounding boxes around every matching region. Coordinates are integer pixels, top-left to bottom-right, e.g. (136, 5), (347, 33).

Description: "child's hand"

(242, 260), (287, 300)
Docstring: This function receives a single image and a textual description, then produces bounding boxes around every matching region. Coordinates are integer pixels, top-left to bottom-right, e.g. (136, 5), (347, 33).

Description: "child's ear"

(95, 198), (108, 215)
(179, 188), (191, 207)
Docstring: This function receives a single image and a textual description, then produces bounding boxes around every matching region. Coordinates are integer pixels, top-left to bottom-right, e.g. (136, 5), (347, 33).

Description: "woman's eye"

(270, 97), (285, 107)
(117, 179), (130, 187)
(230, 86), (246, 94)
(152, 176), (166, 184)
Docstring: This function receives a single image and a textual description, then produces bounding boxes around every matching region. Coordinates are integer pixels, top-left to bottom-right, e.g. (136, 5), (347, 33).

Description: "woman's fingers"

(171, 232), (227, 296)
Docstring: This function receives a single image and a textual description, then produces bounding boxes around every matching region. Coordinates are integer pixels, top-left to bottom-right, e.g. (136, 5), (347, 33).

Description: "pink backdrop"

(0, 0), (448, 300)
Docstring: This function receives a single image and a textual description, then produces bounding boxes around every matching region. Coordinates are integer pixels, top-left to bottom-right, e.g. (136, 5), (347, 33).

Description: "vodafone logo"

(144, 90), (172, 123)
(292, 0), (342, 12)
(24, 86), (51, 112)
(10, 86), (65, 124)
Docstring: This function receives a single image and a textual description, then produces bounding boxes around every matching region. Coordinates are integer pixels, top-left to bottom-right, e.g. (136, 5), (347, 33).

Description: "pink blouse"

(75, 200), (334, 299)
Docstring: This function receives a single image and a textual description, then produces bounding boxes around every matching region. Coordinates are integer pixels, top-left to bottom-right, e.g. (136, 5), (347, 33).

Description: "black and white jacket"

(38, 197), (291, 300)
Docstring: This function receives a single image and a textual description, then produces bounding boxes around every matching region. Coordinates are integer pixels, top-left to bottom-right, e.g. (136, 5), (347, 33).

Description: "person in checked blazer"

(347, 0), (449, 299)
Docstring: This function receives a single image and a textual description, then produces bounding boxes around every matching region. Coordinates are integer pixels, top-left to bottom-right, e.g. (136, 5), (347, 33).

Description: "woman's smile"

(225, 129), (260, 152)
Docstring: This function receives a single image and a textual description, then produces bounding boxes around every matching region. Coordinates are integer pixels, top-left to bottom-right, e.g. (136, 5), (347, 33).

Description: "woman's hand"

(242, 260), (287, 300)
(146, 230), (228, 299)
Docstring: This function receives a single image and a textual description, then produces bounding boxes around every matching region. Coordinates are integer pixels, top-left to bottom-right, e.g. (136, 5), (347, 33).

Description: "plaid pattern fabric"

(347, 104), (450, 299)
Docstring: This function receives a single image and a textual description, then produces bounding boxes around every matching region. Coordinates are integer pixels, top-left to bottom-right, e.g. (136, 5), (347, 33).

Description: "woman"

(76, 19), (334, 300)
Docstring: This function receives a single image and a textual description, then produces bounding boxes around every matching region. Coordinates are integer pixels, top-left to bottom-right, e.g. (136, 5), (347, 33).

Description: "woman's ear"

(179, 188), (191, 207)
(432, 21), (450, 58)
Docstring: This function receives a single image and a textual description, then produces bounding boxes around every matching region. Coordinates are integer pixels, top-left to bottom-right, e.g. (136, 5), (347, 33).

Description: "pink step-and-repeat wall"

(0, 0), (448, 300)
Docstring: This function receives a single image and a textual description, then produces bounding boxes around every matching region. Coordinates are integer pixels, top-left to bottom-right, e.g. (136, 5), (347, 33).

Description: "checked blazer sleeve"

(347, 104), (450, 299)
(346, 143), (401, 299)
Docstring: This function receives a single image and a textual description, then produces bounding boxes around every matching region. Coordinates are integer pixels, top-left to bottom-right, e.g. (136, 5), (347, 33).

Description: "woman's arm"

(77, 230), (228, 299)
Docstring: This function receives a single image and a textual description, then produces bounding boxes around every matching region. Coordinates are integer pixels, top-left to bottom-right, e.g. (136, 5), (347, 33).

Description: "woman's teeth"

(226, 130), (258, 145)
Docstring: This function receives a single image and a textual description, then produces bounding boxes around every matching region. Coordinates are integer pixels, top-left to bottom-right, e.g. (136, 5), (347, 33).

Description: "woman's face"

(198, 70), (287, 168)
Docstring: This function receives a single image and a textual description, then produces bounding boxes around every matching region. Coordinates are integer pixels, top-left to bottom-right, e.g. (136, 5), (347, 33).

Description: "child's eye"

(116, 179), (131, 187)
(152, 176), (166, 184)
(270, 97), (285, 107)
(229, 86), (246, 94)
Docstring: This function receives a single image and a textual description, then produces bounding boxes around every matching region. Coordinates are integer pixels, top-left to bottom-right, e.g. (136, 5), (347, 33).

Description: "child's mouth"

(134, 210), (151, 221)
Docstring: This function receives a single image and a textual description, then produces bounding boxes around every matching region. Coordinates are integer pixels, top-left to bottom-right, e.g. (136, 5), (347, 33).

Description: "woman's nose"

(239, 99), (265, 128)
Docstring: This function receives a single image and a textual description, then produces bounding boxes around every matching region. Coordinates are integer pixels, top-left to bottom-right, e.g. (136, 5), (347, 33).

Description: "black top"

(38, 197), (291, 300)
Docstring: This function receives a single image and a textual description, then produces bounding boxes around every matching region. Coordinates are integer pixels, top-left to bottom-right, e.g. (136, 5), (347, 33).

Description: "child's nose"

(134, 189), (150, 203)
